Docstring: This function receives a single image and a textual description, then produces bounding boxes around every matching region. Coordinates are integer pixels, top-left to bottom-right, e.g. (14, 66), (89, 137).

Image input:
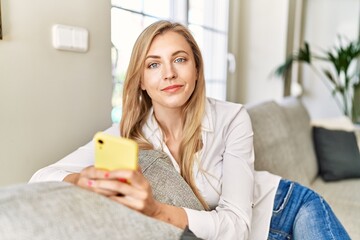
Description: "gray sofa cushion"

(311, 178), (360, 239)
(247, 97), (318, 186)
(247, 100), (308, 184)
(139, 150), (204, 210)
(0, 182), (183, 240)
(278, 97), (318, 185)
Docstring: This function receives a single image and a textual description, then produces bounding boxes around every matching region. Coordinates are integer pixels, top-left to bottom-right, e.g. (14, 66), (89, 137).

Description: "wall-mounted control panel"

(52, 24), (89, 52)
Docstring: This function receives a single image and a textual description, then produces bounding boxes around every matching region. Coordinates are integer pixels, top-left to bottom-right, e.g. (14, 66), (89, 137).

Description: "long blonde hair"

(120, 20), (208, 209)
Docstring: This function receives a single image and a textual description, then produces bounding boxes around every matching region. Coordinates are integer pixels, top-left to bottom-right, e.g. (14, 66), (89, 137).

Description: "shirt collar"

(142, 98), (214, 138)
(142, 107), (161, 141)
(202, 98), (214, 132)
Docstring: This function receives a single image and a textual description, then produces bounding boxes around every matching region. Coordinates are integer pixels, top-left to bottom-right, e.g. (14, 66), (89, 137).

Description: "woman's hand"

(71, 166), (120, 197)
(70, 166), (160, 218)
(97, 169), (161, 218)
(64, 167), (188, 229)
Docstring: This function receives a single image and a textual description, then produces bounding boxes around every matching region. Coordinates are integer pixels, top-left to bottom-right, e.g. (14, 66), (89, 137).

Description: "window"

(111, 0), (229, 123)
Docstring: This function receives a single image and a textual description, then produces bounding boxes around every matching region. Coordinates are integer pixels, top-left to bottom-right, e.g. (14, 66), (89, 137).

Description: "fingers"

(109, 192), (160, 217)
(79, 166), (146, 190)
(77, 177), (118, 196)
(97, 169), (158, 216)
(106, 169), (149, 190)
(76, 166), (118, 196)
(94, 178), (147, 198)
(80, 166), (109, 180)
(76, 166), (156, 215)
(109, 195), (145, 211)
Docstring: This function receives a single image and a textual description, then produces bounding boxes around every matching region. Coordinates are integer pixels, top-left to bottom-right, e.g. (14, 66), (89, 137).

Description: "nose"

(163, 63), (177, 80)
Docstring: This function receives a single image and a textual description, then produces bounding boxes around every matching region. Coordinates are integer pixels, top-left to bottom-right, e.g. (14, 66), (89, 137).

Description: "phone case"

(94, 132), (138, 171)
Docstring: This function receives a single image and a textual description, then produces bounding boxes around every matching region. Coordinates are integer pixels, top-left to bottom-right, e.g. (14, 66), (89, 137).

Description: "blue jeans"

(268, 179), (350, 240)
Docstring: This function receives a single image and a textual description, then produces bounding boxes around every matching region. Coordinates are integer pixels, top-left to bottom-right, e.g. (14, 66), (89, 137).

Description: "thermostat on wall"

(52, 24), (89, 52)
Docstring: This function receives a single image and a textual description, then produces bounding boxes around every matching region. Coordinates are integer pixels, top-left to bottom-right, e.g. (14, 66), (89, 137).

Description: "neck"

(153, 107), (183, 142)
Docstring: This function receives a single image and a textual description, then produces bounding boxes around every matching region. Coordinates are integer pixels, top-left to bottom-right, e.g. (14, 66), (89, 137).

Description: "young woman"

(30, 21), (350, 240)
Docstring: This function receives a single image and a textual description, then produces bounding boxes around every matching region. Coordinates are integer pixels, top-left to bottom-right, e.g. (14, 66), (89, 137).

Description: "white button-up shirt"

(30, 98), (280, 240)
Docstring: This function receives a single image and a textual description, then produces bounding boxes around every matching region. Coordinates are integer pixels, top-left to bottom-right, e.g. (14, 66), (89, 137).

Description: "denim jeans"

(268, 179), (350, 240)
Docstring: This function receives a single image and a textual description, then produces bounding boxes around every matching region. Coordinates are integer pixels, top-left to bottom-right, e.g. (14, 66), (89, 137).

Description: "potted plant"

(275, 37), (360, 122)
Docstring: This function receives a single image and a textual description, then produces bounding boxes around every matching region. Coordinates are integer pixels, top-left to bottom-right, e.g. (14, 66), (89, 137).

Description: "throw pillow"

(313, 127), (360, 181)
(139, 149), (204, 211)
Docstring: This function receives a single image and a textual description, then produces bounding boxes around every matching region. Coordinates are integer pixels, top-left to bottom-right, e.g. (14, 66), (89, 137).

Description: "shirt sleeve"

(184, 106), (255, 240)
(29, 124), (120, 183)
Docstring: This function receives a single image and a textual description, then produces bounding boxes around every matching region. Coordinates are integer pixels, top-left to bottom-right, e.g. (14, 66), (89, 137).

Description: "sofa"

(247, 97), (360, 239)
(0, 97), (359, 239)
(0, 150), (203, 240)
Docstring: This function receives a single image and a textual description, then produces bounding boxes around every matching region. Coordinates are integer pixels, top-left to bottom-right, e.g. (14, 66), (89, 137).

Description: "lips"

(161, 84), (183, 91)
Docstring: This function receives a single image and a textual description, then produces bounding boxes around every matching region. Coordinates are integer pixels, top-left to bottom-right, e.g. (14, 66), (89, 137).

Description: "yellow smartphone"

(94, 132), (138, 171)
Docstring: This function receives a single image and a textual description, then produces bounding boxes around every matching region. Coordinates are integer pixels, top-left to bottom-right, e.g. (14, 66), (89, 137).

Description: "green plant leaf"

(327, 40), (360, 76)
(274, 56), (294, 77)
(296, 42), (312, 63)
(273, 42), (312, 77)
(323, 69), (337, 86)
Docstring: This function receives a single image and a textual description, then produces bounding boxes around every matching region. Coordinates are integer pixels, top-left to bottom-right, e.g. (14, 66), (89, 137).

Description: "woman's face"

(142, 31), (198, 111)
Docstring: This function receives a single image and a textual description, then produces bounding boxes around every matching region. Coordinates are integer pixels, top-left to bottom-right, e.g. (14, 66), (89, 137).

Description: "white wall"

(0, 0), (112, 186)
(301, 0), (360, 119)
(227, 0), (289, 104)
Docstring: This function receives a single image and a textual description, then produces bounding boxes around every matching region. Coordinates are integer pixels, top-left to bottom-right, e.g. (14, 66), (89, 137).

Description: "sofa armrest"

(0, 150), (204, 240)
(0, 182), (183, 240)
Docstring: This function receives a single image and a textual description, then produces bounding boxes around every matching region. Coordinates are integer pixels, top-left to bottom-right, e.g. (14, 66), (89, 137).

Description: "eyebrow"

(145, 50), (189, 60)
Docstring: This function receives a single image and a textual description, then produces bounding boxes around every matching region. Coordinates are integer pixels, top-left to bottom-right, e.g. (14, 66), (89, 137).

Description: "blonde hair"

(120, 20), (208, 209)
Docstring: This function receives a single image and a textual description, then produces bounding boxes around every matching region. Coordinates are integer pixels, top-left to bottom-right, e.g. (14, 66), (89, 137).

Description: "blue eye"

(175, 58), (186, 63)
(148, 63), (159, 69)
